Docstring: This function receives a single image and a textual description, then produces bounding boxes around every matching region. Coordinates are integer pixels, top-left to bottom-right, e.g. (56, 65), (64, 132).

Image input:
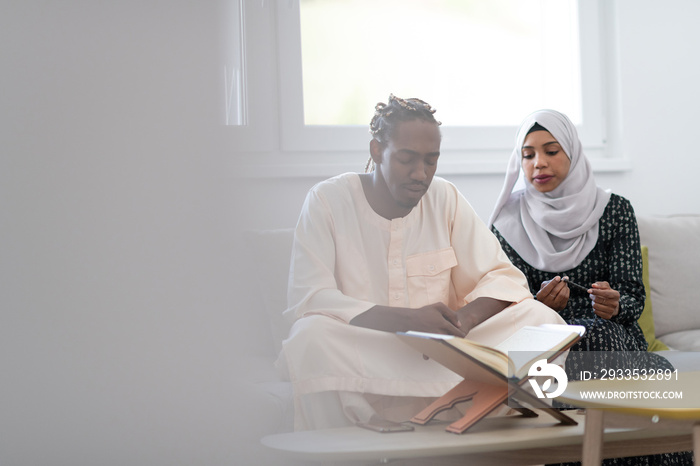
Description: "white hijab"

(488, 109), (611, 273)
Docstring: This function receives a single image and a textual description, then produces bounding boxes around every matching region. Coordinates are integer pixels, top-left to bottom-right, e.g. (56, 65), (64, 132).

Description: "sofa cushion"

(637, 246), (669, 351)
(656, 348), (700, 372)
(246, 228), (295, 355)
(637, 215), (700, 339)
(659, 330), (700, 352)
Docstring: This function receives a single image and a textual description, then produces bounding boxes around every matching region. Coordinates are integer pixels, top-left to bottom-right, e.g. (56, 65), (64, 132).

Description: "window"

(276, 0), (612, 170)
(300, 0), (581, 127)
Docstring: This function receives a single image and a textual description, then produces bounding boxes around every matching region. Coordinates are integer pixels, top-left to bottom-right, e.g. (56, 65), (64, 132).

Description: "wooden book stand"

(411, 377), (577, 434)
(397, 330), (582, 434)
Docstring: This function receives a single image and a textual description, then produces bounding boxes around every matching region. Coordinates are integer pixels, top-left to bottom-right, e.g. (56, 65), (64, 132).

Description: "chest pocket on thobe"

(406, 247), (458, 308)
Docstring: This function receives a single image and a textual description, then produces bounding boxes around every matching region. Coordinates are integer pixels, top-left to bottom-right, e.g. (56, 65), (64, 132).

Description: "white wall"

(2, 1), (700, 465)
(603, 0), (700, 215)
(1, 1), (253, 465)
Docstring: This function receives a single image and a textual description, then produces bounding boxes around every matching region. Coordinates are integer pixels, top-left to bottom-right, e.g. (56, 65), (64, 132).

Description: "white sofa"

(637, 214), (700, 370)
(242, 214), (700, 455)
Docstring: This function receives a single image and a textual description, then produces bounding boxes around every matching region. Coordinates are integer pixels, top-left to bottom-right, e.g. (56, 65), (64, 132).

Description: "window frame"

(227, 0), (278, 153)
(224, 0), (247, 127)
(276, 1), (611, 161)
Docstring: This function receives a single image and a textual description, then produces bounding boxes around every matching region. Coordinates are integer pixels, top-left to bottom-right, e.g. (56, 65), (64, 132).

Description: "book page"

(494, 325), (584, 377)
(399, 332), (507, 384)
(445, 337), (509, 376)
(403, 331), (510, 376)
(493, 325), (580, 354)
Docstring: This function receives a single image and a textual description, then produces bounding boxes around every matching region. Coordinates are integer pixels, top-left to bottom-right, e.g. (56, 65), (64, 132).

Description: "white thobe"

(277, 173), (565, 430)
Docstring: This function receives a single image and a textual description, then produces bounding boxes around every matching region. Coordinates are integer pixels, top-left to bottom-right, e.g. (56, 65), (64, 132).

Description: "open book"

(397, 324), (585, 433)
(398, 324), (585, 381)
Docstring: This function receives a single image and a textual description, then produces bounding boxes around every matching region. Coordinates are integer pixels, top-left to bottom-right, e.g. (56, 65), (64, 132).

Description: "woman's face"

(521, 130), (571, 193)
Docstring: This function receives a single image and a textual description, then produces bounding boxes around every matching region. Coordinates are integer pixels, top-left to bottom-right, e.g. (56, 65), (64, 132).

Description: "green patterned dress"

(492, 193), (692, 465)
(492, 194), (647, 353)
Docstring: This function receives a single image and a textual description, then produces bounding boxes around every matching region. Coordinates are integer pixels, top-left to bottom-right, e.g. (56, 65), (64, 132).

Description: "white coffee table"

(262, 410), (693, 465)
(557, 370), (700, 466)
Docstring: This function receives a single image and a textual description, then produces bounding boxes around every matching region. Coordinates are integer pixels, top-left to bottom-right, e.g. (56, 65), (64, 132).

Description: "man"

(276, 95), (565, 431)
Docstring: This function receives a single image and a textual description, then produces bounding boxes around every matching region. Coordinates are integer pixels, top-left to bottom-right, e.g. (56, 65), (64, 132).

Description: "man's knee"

(285, 314), (355, 358)
(289, 314), (345, 339)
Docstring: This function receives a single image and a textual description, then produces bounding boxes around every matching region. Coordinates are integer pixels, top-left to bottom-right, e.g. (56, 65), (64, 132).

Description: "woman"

(489, 109), (692, 466)
(489, 109), (645, 354)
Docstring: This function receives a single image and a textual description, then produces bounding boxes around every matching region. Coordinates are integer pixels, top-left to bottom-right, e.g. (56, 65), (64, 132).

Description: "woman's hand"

(589, 281), (620, 319)
(536, 276), (570, 312)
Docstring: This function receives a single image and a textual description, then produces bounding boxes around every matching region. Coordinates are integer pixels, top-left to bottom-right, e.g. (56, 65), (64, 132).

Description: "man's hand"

(350, 298), (512, 338)
(589, 281), (620, 319)
(536, 276), (570, 312)
(405, 303), (466, 337)
(350, 302), (465, 336)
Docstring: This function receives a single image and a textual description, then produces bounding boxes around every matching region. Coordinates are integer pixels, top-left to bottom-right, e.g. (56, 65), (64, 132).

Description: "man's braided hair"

(365, 94), (441, 173)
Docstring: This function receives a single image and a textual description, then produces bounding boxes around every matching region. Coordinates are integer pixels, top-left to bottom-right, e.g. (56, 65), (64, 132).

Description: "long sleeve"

(605, 197), (645, 326)
(446, 184), (532, 305)
(284, 185), (374, 325)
